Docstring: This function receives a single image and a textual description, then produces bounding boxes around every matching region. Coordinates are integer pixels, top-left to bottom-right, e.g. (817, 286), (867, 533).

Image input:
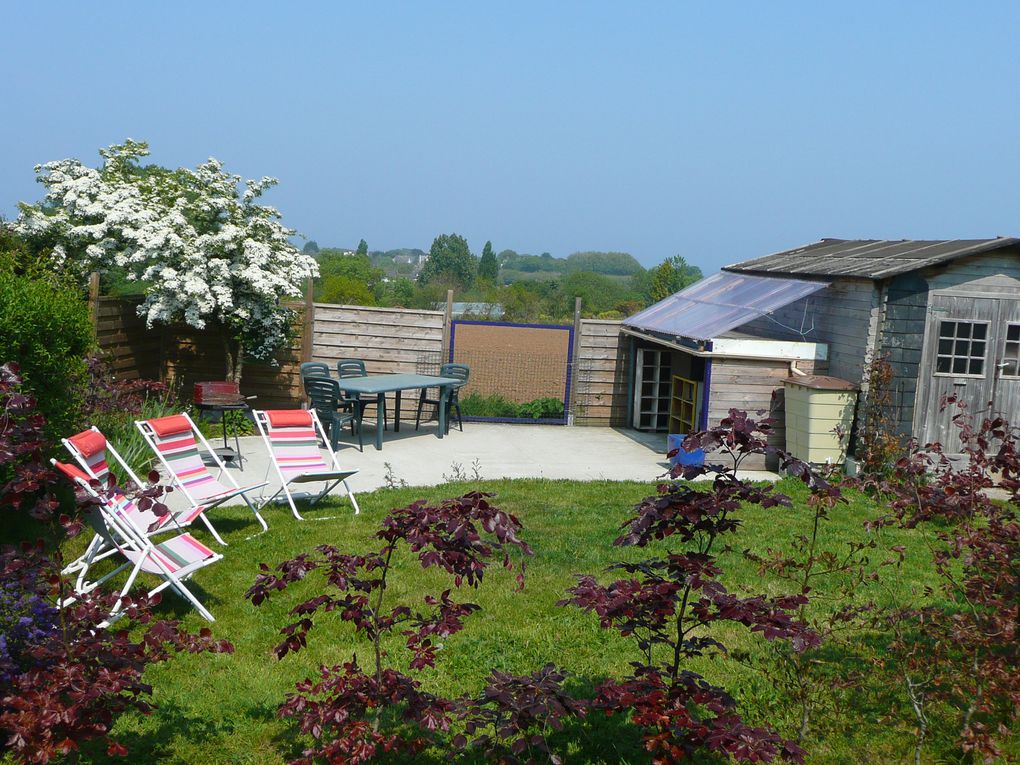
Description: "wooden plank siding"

(163, 304), (306, 409)
(574, 320), (628, 426)
(311, 304), (446, 421)
(94, 297), (162, 381)
(736, 279), (878, 385)
(902, 251), (1020, 440)
(707, 357), (828, 470)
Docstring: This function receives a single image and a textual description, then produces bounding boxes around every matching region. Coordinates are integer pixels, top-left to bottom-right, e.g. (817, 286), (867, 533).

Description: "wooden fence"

(91, 280), (630, 425)
(573, 320), (628, 426)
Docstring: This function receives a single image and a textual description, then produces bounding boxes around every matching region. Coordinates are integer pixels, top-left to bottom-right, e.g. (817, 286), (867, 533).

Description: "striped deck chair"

(52, 460), (223, 624)
(61, 427), (183, 590)
(253, 409), (360, 520)
(136, 413), (269, 539)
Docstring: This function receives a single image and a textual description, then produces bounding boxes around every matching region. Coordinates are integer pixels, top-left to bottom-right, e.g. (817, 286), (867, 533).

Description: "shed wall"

(736, 279), (877, 385)
(707, 356), (828, 470)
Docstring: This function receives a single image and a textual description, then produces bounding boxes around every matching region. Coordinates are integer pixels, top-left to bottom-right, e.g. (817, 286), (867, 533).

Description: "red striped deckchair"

(52, 460), (223, 624)
(136, 413), (268, 539)
(253, 409), (360, 520)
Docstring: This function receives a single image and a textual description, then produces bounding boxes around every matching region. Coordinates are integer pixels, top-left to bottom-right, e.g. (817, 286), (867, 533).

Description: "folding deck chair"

(52, 460), (223, 624)
(61, 427), (185, 591)
(253, 409), (361, 520)
(136, 413), (269, 539)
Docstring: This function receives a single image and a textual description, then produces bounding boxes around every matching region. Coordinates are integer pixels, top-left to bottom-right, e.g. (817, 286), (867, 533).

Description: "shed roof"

(726, 237), (1020, 279)
(623, 271), (828, 342)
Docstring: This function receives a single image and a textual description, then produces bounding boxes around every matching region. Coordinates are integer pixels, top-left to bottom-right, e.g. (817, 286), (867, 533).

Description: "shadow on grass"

(75, 698), (283, 764)
(264, 673), (735, 765)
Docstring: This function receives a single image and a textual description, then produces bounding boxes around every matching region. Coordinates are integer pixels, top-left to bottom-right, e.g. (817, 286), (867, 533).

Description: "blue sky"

(3, 2), (1019, 272)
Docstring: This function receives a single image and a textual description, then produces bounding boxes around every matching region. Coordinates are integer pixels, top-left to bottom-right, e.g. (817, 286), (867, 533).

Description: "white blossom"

(12, 140), (318, 370)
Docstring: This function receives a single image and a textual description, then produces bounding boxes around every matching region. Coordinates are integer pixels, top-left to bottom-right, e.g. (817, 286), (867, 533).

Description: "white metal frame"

(253, 408), (360, 521)
(135, 412), (269, 541)
(52, 460), (223, 625)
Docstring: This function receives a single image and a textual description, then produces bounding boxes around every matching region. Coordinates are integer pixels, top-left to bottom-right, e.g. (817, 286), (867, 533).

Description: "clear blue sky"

(3, 2), (1019, 272)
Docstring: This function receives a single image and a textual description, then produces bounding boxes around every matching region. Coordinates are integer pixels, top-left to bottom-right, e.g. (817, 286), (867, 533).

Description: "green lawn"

(45, 478), (1007, 763)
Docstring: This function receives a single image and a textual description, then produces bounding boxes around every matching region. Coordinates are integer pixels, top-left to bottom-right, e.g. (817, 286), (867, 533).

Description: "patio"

(193, 423), (780, 508)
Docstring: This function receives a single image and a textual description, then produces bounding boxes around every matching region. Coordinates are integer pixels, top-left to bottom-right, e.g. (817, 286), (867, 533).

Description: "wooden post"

(567, 297), (583, 425)
(442, 289), (454, 363)
(88, 272), (101, 334)
(301, 277), (314, 364)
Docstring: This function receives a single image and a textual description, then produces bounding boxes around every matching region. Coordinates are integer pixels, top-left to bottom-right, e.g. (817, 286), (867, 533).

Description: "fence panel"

(448, 320), (573, 424)
(574, 320), (627, 426)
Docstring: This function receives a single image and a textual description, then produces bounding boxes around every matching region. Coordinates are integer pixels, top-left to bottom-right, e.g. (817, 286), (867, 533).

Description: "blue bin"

(667, 434), (705, 467)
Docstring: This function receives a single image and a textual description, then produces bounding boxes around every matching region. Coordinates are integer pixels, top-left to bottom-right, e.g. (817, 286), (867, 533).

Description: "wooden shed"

(622, 237), (1020, 464)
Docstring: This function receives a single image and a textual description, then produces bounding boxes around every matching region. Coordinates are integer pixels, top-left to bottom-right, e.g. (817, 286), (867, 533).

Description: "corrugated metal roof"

(623, 272), (828, 342)
(726, 237), (1019, 279)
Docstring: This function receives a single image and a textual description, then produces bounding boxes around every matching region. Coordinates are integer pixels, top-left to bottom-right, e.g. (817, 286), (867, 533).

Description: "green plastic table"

(335, 373), (463, 450)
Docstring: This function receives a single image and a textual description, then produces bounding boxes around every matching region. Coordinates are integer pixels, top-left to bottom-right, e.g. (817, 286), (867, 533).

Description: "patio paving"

(203, 421), (780, 503)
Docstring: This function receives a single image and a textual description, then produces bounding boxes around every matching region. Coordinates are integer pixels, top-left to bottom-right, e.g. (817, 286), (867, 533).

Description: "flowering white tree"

(14, 140), (318, 382)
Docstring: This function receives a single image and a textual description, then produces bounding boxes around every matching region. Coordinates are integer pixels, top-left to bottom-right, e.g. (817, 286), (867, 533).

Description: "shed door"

(920, 294), (1017, 450)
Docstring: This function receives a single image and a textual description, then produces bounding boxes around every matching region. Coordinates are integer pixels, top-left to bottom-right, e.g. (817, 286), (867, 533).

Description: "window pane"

(972, 324), (987, 340)
(939, 321), (955, 338)
(1007, 340), (1020, 359)
(969, 359), (984, 375)
(938, 338), (953, 354)
(1009, 325), (1020, 342)
(955, 339), (970, 355)
(953, 358), (967, 374)
(1004, 359), (1019, 377)
(970, 341), (985, 358)
(958, 323), (972, 339)
(937, 357), (951, 373)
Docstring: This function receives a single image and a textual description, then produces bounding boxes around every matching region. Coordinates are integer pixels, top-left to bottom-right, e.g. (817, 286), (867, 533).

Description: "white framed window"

(934, 320), (988, 377)
(1002, 324), (1020, 378)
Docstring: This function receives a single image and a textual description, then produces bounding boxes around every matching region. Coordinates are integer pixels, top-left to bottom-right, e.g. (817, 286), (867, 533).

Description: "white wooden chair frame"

(253, 408), (361, 521)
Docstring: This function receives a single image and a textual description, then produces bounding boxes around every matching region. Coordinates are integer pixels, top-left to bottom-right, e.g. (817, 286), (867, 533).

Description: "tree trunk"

(224, 333), (244, 384)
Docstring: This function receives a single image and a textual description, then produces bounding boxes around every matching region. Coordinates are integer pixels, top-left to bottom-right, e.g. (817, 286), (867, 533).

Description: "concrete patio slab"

(189, 422), (779, 508)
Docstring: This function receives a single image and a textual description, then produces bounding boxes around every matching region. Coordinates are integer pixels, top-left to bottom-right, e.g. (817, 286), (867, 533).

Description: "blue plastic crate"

(667, 433), (705, 467)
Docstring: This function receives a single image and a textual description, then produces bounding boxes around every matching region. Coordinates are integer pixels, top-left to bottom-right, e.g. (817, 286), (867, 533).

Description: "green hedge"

(459, 392), (565, 420)
(0, 271), (93, 436)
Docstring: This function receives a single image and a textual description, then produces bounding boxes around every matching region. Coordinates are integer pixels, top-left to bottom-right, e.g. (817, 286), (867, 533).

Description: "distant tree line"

(307, 233), (703, 322)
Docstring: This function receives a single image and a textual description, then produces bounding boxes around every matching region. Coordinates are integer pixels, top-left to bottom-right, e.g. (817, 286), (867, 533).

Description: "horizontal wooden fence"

(573, 320), (628, 426)
(91, 279), (630, 425)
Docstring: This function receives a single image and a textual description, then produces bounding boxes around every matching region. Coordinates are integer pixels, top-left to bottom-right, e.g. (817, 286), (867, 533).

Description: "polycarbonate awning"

(623, 271), (828, 342)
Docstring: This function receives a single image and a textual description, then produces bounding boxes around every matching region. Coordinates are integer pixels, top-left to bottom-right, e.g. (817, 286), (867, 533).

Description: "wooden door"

(919, 295), (997, 449)
(919, 294), (1020, 450)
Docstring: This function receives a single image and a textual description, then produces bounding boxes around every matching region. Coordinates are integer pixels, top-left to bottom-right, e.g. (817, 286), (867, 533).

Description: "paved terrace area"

(187, 423), (780, 510)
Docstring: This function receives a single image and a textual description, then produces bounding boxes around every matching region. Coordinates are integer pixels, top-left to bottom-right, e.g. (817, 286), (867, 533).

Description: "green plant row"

(459, 392), (565, 420)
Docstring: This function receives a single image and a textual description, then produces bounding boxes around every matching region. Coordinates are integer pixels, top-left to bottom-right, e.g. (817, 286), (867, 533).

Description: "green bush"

(0, 270), (93, 436)
(459, 392), (565, 420)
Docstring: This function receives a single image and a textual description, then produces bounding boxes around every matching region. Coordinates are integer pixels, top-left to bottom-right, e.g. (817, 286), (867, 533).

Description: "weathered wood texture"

(93, 295), (305, 407)
(311, 304), (446, 421)
(574, 320), (628, 426)
(164, 304), (305, 408)
(94, 297), (162, 381)
(905, 251), (1020, 441)
(736, 279), (878, 385)
(708, 357), (828, 470)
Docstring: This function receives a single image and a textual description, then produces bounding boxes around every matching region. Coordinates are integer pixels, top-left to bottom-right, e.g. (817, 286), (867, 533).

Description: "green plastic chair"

(303, 377), (363, 451)
(415, 363), (469, 432)
(336, 358), (384, 429)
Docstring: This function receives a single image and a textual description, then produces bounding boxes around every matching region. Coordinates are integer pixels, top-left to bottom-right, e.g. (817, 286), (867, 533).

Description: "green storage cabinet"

(782, 375), (858, 464)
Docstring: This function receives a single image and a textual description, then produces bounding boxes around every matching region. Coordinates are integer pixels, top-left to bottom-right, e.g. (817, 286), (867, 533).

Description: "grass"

(34, 478), (1015, 763)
